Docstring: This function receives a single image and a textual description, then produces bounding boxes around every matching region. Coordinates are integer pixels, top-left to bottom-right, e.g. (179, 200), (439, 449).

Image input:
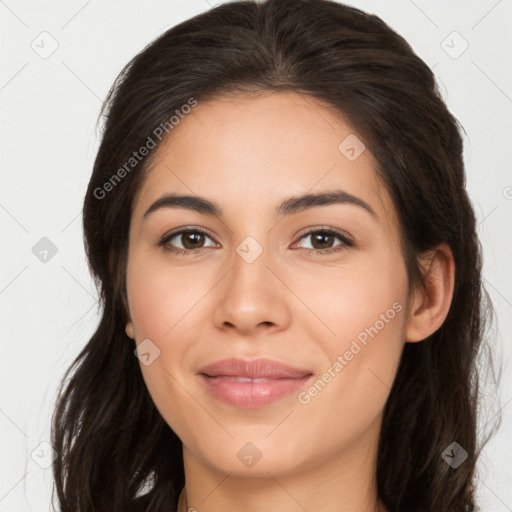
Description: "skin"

(124, 91), (455, 512)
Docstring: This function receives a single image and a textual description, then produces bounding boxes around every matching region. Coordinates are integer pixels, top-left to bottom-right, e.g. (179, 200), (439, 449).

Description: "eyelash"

(158, 226), (354, 257)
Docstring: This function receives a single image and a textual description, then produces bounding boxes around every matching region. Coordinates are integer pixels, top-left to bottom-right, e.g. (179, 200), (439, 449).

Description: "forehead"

(132, 91), (396, 229)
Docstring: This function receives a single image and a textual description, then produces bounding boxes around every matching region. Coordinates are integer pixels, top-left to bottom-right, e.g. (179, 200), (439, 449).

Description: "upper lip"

(198, 358), (313, 379)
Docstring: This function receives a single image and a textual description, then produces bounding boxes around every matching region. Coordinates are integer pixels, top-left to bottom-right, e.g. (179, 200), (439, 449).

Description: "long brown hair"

(51, 1), (499, 510)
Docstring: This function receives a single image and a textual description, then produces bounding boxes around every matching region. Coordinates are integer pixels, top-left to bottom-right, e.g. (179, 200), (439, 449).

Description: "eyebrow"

(142, 190), (376, 221)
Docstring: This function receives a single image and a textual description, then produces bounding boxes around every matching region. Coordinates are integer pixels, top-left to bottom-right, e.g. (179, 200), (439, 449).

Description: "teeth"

(215, 376), (273, 383)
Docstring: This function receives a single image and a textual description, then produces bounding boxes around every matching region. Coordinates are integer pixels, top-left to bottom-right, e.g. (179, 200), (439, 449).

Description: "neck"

(179, 417), (386, 512)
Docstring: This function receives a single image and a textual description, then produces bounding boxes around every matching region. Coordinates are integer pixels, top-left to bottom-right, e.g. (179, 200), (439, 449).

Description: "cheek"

(125, 253), (204, 436)
(126, 250), (206, 339)
(125, 249), (213, 399)
(293, 252), (408, 420)
(295, 249), (408, 353)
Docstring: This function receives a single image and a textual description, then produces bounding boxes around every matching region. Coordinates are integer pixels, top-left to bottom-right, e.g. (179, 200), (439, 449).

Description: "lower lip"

(199, 374), (313, 408)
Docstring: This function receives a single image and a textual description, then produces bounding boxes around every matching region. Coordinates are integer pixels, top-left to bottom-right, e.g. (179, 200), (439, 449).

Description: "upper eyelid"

(294, 226), (352, 240)
(164, 227), (217, 241)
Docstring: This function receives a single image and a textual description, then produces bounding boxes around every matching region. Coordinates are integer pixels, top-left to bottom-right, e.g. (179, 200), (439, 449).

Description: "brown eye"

(309, 232), (337, 250)
(180, 231), (206, 249)
(293, 228), (354, 256)
(159, 228), (218, 255)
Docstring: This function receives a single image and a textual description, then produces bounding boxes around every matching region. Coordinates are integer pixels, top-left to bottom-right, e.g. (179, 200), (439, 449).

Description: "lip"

(197, 358), (314, 408)
(197, 357), (312, 379)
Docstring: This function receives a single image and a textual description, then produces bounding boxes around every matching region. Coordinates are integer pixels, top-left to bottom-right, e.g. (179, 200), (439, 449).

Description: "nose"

(212, 238), (291, 336)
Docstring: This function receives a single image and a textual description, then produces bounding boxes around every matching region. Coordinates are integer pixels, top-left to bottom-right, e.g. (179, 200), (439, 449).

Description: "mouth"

(204, 376), (295, 382)
(197, 358), (314, 408)
(197, 357), (312, 379)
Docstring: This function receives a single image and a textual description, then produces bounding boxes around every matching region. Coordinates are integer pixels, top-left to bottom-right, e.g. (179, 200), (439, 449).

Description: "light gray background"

(1, 0), (511, 510)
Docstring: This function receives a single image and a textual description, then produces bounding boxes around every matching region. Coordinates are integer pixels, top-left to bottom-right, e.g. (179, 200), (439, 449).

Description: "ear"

(405, 243), (455, 343)
(125, 320), (135, 340)
(122, 288), (135, 339)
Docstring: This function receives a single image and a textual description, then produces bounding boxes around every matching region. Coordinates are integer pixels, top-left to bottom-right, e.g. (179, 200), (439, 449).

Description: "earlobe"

(405, 243), (455, 343)
(125, 321), (135, 340)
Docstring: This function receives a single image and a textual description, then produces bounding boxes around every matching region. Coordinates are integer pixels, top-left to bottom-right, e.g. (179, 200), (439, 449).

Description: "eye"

(291, 227), (354, 256)
(158, 226), (354, 257)
(158, 227), (219, 255)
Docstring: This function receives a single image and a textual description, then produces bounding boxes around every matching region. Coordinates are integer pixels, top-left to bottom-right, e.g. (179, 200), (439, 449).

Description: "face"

(125, 91), (410, 478)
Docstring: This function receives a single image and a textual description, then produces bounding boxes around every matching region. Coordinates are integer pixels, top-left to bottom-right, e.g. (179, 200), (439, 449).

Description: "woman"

(51, 0), (498, 510)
